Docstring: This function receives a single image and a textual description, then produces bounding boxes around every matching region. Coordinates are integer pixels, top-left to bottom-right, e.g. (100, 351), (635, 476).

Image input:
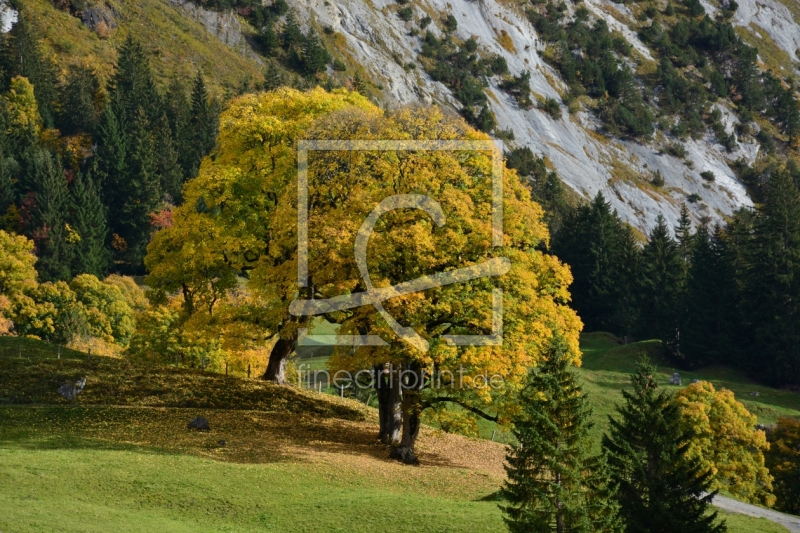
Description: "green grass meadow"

(0, 336), (796, 532)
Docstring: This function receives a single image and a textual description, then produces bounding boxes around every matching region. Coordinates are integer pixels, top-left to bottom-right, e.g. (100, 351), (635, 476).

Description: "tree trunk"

(390, 362), (422, 465)
(375, 363), (402, 445)
(263, 335), (294, 384)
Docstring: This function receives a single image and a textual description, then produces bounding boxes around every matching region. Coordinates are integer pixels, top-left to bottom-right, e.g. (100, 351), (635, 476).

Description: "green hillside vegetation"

(0, 336), (791, 533)
(25, 0), (264, 92)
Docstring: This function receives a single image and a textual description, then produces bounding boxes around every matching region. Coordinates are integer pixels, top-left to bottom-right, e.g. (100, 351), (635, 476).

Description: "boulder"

(58, 376), (86, 401)
(669, 372), (682, 386)
(691, 379), (699, 384)
(187, 416), (210, 431)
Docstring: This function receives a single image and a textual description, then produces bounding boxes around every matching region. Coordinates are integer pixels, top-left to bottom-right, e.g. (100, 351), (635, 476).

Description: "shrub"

(442, 14), (458, 32)
(700, 170), (715, 182)
(540, 97), (561, 119)
(398, 7), (413, 21)
(651, 170), (665, 187)
(687, 193), (701, 203)
(333, 59), (347, 71)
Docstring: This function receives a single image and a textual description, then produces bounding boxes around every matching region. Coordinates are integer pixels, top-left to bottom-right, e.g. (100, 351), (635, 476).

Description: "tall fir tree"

(602, 356), (726, 533)
(70, 171), (110, 277)
(263, 61), (285, 92)
(636, 214), (683, 345)
(501, 336), (623, 533)
(743, 170), (800, 385)
(27, 150), (72, 281)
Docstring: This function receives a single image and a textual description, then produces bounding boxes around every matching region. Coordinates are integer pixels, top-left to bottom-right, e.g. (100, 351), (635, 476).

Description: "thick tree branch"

(422, 397), (498, 423)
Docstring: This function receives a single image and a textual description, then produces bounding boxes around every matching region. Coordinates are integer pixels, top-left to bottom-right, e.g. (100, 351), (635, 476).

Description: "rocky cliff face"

(188, 0), (800, 232)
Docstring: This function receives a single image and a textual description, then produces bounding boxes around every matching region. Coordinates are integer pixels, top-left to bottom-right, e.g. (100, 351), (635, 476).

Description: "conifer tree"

(70, 171), (110, 277)
(118, 107), (161, 270)
(154, 112), (183, 202)
(94, 103), (128, 209)
(4, 16), (58, 128)
(636, 214), (683, 344)
(502, 336), (623, 533)
(744, 169), (800, 385)
(263, 62), (285, 91)
(683, 225), (736, 367)
(57, 64), (100, 135)
(302, 29), (331, 75)
(602, 356), (726, 533)
(554, 192), (640, 337)
(0, 160), (13, 218)
(281, 11), (304, 52)
(109, 36), (162, 127)
(28, 150), (72, 281)
(187, 72), (217, 178)
(164, 78), (192, 181)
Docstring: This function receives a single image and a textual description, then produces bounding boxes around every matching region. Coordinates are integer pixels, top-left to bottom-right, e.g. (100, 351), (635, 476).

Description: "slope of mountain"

(25, 0), (800, 233)
(24, 0), (264, 93)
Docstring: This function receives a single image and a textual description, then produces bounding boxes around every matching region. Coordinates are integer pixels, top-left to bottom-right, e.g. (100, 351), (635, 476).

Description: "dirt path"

(713, 495), (800, 533)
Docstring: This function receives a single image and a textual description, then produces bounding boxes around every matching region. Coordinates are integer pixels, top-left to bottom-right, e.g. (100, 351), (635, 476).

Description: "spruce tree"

(302, 29), (331, 75)
(164, 78), (192, 181)
(154, 112), (183, 202)
(501, 336), (623, 533)
(0, 159), (13, 218)
(636, 214), (682, 343)
(187, 72), (217, 178)
(744, 169), (800, 385)
(682, 224), (736, 368)
(119, 107), (161, 271)
(281, 11), (304, 52)
(109, 36), (162, 127)
(554, 193), (639, 337)
(94, 103), (128, 210)
(28, 150), (72, 281)
(57, 64), (100, 135)
(263, 61), (285, 91)
(602, 356), (726, 533)
(70, 171), (110, 277)
(4, 16), (58, 128)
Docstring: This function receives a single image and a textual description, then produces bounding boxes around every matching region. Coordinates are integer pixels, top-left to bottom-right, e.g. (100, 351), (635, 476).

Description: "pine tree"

(636, 214), (683, 343)
(501, 336), (623, 533)
(57, 64), (100, 135)
(70, 170), (110, 277)
(602, 356), (726, 533)
(743, 169), (800, 385)
(28, 150), (72, 281)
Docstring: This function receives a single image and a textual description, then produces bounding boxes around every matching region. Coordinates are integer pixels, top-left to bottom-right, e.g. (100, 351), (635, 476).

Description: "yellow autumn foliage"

(674, 381), (774, 506)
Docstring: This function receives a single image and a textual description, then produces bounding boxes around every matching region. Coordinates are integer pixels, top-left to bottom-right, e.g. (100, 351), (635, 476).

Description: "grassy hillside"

(0, 336), (792, 533)
(25, 0), (264, 93)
